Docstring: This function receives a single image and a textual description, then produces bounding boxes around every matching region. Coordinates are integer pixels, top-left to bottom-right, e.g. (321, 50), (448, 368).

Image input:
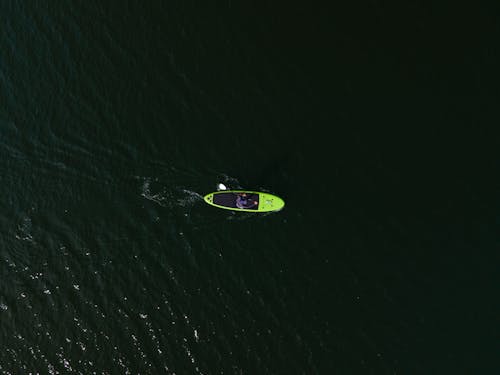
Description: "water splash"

(138, 176), (203, 208)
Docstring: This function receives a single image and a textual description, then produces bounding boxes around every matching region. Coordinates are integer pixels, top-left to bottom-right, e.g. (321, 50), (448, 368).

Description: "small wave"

(176, 189), (203, 207)
(138, 177), (203, 209)
(139, 177), (170, 207)
(15, 214), (36, 244)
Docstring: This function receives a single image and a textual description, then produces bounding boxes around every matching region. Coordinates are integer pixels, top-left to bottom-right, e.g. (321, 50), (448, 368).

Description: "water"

(0, 1), (497, 374)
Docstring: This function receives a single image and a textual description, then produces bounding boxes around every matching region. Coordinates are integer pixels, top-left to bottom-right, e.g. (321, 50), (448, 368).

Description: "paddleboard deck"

(203, 190), (285, 212)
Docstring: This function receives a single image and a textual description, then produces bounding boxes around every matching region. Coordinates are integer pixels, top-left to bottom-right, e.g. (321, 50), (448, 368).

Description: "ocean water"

(0, 1), (497, 374)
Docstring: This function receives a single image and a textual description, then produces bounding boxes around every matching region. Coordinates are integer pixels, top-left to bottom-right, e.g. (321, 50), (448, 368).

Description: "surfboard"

(203, 190), (285, 212)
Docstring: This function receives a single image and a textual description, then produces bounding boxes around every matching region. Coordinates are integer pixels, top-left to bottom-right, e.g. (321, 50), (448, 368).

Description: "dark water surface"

(1, 1), (498, 374)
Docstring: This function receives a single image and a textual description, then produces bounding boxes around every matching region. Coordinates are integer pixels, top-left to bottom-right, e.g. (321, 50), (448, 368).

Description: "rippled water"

(0, 2), (316, 373)
(1, 1), (497, 374)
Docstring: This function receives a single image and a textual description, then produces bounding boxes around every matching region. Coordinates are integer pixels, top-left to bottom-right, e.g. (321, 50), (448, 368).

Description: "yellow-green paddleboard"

(204, 190), (285, 212)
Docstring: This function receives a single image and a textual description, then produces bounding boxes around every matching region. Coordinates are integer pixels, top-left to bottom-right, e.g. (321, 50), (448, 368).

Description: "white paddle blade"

(217, 183), (227, 191)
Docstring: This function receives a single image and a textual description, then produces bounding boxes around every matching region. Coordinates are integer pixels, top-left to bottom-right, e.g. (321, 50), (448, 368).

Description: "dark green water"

(0, 1), (497, 374)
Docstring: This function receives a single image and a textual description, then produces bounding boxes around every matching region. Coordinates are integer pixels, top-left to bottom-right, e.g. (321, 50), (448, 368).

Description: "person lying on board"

(235, 193), (258, 209)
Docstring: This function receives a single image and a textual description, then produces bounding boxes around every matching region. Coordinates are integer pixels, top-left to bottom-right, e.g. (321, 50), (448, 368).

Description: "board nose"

(259, 194), (285, 211)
